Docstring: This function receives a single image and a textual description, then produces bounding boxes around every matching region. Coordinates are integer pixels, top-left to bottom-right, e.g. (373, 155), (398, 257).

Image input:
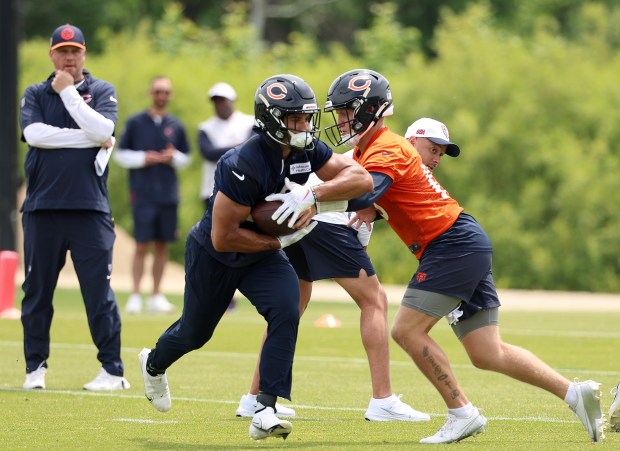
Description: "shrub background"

(17, 3), (620, 292)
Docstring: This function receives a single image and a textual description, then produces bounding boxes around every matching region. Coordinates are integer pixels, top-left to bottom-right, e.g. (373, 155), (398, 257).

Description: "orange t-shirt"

(353, 127), (463, 259)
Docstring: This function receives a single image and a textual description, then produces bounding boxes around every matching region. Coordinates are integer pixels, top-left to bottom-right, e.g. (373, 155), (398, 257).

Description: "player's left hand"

(348, 206), (377, 231)
(51, 70), (75, 94)
(290, 205), (316, 229)
(266, 177), (316, 227)
(277, 221), (317, 249)
(159, 143), (175, 164)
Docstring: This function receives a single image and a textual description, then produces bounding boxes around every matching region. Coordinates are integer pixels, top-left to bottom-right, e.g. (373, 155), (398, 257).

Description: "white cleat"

(23, 365), (47, 389)
(249, 406), (292, 441)
(235, 394), (296, 418)
(365, 394), (430, 422)
(139, 348), (171, 412)
(570, 379), (605, 442)
(147, 294), (174, 314)
(420, 408), (487, 444)
(83, 367), (130, 391)
(125, 293), (143, 314)
(610, 382), (620, 433)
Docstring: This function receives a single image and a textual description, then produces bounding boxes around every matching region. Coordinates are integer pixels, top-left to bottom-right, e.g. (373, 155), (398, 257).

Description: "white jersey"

(198, 111), (255, 199)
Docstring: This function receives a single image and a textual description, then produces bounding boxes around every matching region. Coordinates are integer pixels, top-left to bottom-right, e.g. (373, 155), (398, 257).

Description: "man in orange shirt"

(316, 68), (604, 444)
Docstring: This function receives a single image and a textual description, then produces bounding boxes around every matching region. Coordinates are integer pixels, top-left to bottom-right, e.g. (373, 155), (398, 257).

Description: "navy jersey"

(190, 128), (333, 267)
(20, 70), (117, 213)
(119, 111), (190, 206)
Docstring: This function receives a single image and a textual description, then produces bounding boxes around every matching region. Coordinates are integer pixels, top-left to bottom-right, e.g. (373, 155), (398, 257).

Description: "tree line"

(17, 2), (620, 292)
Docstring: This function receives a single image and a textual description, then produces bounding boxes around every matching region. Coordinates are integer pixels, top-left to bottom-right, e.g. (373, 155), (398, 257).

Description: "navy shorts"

(284, 221), (375, 281)
(132, 204), (178, 243)
(409, 230), (500, 321)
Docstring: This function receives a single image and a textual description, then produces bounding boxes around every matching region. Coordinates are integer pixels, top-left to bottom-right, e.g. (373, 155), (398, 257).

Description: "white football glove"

(265, 177), (316, 227)
(277, 221), (317, 249)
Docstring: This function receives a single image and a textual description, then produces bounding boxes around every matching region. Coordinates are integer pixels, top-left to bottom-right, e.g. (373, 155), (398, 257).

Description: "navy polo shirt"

(190, 128), (333, 267)
(20, 70), (117, 213)
(119, 111), (190, 206)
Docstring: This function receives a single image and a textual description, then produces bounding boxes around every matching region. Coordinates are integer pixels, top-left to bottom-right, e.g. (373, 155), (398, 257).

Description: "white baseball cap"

(405, 117), (460, 157)
(208, 82), (237, 101)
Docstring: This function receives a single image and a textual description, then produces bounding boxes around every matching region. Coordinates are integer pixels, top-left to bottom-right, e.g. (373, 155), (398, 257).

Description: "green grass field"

(1, 288), (619, 450)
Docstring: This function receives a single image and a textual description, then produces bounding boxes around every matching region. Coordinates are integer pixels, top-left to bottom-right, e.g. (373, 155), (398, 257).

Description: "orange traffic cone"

(0, 251), (20, 319)
(313, 313), (342, 328)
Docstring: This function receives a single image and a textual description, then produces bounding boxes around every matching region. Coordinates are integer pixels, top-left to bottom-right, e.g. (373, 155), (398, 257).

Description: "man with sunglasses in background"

(114, 76), (191, 314)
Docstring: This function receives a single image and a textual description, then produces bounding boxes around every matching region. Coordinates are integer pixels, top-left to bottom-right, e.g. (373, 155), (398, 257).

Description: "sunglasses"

(152, 90), (172, 95)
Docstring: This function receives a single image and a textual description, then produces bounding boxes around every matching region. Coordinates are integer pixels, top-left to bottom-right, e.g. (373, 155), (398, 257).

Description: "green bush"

(17, 2), (620, 292)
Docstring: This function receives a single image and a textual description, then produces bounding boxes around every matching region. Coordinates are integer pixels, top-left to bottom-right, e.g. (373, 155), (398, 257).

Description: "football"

(251, 200), (296, 236)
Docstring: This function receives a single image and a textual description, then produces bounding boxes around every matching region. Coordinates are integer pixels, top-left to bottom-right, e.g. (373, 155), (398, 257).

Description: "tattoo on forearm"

(422, 345), (460, 400)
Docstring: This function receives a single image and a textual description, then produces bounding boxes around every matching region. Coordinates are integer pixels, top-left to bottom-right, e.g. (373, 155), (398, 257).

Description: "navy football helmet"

(324, 69), (393, 147)
(255, 74), (321, 150)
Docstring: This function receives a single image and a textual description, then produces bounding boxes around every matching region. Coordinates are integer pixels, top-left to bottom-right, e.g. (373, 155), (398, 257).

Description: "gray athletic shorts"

(401, 288), (499, 340)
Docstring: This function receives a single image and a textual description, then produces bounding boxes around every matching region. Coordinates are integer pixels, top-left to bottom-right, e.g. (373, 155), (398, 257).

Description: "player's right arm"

(211, 191), (315, 252)
(210, 191), (282, 253)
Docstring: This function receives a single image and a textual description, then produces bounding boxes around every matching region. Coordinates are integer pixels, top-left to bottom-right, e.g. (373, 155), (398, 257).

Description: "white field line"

(1, 340), (617, 376)
(112, 418), (178, 424)
(0, 387), (577, 424)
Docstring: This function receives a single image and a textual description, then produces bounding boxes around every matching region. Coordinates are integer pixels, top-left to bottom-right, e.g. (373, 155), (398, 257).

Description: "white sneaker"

(420, 408), (487, 444)
(570, 379), (605, 442)
(83, 367), (131, 390)
(610, 382), (620, 433)
(125, 293), (142, 314)
(249, 405), (293, 440)
(139, 348), (171, 412)
(23, 365), (47, 389)
(235, 393), (296, 417)
(365, 394), (430, 422)
(147, 294), (174, 314)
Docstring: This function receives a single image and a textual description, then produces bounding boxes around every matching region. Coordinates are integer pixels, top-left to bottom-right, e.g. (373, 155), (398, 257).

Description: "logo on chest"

(164, 127), (175, 138)
(289, 162), (311, 175)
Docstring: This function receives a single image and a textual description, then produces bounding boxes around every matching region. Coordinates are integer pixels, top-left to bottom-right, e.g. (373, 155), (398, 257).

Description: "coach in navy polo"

(19, 24), (129, 391)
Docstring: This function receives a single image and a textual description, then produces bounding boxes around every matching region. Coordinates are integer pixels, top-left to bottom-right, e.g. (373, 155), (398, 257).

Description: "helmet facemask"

(324, 69), (393, 148)
(324, 97), (392, 148)
(254, 74), (321, 151)
(256, 93), (321, 151)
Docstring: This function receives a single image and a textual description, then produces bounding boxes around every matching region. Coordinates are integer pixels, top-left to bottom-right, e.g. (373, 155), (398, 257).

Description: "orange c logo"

(348, 76), (371, 91)
(60, 27), (75, 40)
(267, 83), (287, 100)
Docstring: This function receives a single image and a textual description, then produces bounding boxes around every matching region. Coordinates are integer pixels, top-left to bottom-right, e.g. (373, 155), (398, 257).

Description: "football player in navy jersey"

(138, 74), (373, 440)
(19, 24), (129, 391)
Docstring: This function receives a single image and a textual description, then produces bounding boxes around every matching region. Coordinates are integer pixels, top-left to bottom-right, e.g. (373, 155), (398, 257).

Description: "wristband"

(309, 186), (318, 204)
(316, 199), (348, 214)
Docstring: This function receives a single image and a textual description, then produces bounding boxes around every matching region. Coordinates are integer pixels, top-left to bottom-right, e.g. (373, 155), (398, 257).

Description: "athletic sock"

(145, 355), (164, 377)
(448, 402), (475, 419)
(564, 383), (578, 409)
(373, 394), (397, 405)
(256, 393), (277, 411)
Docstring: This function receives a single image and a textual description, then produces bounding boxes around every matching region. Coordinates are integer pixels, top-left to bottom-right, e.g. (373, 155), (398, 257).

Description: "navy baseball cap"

(50, 24), (86, 50)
